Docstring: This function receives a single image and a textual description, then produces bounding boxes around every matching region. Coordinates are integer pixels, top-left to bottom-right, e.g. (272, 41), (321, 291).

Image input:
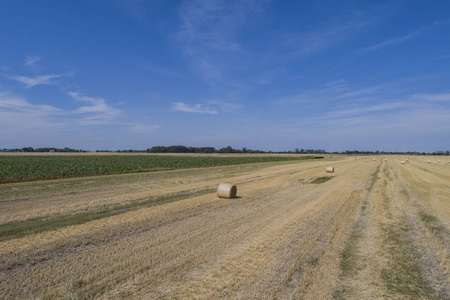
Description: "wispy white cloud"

(336, 85), (384, 99)
(268, 75), (450, 150)
(0, 89), (159, 149)
(129, 124), (160, 134)
(0, 93), (67, 147)
(358, 20), (450, 52)
(276, 80), (349, 105)
(317, 106), (450, 135)
(412, 93), (450, 102)
(358, 31), (419, 52)
(176, 0), (263, 80)
(0, 92), (62, 115)
(172, 102), (218, 114)
(144, 65), (184, 78)
(24, 56), (42, 66)
(276, 80), (402, 106)
(288, 13), (374, 56)
(205, 100), (241, 112)
(264, 101), (450, 151)
(69, 92), (122, 124)
(178, 0), (256, 52)
(171, 98), (241, 114)
(115, 0), (149, 22)
(7, 74), (62, 88)
(433, 54), (450, 61)
(323, 102), (409, 119)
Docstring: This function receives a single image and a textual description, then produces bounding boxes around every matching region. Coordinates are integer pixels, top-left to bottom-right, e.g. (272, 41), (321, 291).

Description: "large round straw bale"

(401, 161), (405, 164)
(217, 183), (237, 199)
(427, 160), (431, 164)
(326, 167), (334, 173)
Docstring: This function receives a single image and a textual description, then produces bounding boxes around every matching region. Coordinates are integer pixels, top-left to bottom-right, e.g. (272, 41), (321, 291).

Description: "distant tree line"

(146, 145), (265, 154)
(2, 146), (449, 155)
(339, 150), (450, 156)
(1, 147), (86, 153)
(143, 146), (449, 155)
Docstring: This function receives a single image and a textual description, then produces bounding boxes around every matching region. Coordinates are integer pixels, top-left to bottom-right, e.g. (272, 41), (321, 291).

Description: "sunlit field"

(1, 155), (449, 299)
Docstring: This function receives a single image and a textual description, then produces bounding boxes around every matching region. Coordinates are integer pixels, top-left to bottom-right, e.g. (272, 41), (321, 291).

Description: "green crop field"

(0, 155), (322, 183)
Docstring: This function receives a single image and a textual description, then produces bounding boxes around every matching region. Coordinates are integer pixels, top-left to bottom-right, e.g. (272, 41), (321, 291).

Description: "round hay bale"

(217, 183), (237, 199)
(326, 167), (334, 173)
(401, 161), (405, 164)
(427, 160), (431, 164)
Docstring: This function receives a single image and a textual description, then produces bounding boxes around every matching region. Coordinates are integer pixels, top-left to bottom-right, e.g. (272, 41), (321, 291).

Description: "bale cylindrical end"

(326, 167), (334, 173)
(217, 183), (237, 199)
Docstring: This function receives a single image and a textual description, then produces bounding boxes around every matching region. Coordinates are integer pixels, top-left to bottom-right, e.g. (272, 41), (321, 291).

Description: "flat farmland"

(0, 155), (449, 299)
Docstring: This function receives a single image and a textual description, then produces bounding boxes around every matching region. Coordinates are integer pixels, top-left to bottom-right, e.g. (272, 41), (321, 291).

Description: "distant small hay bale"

(326, 167), (334, 173)
(372, 158), (376, 161)
(217, 183), (237, 199)
(401, 161), (406, 164)
(384, 158), (387, 161)
(427, 160), (431, 164)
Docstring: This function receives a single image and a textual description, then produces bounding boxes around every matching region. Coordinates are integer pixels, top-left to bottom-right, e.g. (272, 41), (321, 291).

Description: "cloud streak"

(412, 93), (450, 102)
(24, 56), (42, 66)
(358, 31), (419, 52)
(288, 13), (374, 56)
(7, 74), (63, 88)
(129, 124), (160, 134)
(172, 102), (218, 114)
(0, 91), (160, 148)
(324, 102), (409, 119)
(358, 20), (450, 52)
(69, 92), (122, 124)
(176, 0), (263, 81)
(0, 92), (62, 115)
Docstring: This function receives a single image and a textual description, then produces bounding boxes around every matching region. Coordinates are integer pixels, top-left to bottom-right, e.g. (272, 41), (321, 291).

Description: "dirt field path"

(0, 156), (449, 299)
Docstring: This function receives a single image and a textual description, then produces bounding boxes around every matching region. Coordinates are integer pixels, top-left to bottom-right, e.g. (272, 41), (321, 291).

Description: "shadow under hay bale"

(217, 183), (237, 199)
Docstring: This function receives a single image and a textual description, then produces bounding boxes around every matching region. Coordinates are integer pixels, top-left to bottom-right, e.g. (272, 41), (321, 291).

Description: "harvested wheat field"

(1, 155), (449, 299)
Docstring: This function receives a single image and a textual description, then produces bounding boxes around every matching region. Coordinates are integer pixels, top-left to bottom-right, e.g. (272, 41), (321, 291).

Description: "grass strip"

(339, 225), (364, 277)
(419, 211), (450, 240)
(333, 210), (366, 300)
(380, 221), (436, 298)
(0, 187), (216, 243)
(368, 162), (382, 191)
(311, 176), (334, 184)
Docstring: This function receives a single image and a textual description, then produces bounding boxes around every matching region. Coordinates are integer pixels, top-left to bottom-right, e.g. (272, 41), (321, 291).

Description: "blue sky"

(1, 0), (449, 152)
